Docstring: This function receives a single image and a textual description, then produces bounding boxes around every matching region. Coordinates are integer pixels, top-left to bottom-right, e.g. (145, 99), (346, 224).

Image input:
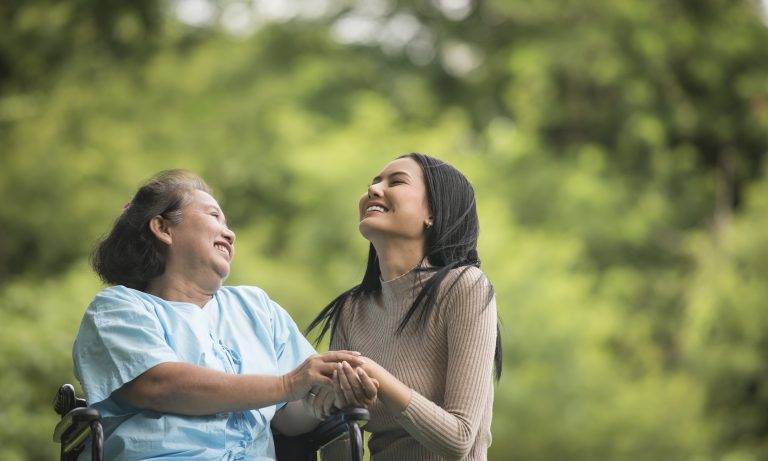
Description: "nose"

(367, 182), (383, 199)
(223, 227), (236, 245)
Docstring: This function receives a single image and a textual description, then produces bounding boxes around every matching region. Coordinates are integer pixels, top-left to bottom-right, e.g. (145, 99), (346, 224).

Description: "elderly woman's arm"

(117, 351), (364, 415)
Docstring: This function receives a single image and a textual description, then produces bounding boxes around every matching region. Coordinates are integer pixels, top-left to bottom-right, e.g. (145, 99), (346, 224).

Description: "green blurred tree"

(683, 174), (768, 460)
(0, 0), (162, 93)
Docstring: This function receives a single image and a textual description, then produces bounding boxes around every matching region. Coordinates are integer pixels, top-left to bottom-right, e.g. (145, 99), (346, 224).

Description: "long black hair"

(308, 153), (502, 380)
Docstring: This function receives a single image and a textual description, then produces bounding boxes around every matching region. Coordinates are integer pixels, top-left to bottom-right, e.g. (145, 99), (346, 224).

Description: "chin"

(215, 267), (230, 282)
(358, 222), (378, 241)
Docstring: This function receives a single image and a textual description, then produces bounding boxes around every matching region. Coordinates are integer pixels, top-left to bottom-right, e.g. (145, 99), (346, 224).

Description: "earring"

(425, 221), (433, 230)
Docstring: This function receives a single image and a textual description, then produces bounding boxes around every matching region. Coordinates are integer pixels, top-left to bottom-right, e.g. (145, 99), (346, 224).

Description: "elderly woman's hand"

(333, 360), (379, 409)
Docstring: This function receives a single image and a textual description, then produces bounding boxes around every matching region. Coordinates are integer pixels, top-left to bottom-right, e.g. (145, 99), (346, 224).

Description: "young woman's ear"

(149, 216), (173, 245)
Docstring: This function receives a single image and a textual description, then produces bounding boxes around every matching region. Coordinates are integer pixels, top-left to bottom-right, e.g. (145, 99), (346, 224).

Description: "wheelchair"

(53, 384), (369, 461)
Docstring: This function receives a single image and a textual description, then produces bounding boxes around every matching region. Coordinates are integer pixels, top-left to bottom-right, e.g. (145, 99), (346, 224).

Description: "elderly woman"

(73, 170), (364, 460)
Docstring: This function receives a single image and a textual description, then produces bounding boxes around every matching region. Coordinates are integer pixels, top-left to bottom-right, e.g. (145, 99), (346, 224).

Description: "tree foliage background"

(2, 0), (768, 459)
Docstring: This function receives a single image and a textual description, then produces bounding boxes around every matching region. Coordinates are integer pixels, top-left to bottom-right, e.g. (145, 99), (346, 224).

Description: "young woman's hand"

(333, 361), (379, 409)
(303, 386), (336, 420)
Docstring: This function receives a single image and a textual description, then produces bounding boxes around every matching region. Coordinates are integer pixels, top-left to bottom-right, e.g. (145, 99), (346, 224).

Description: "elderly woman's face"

(166, 190), (236, 282)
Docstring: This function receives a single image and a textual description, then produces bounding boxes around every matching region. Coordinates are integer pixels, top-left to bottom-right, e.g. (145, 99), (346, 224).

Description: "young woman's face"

(358, 157), (431, 244)
(166, 190), (236, 282)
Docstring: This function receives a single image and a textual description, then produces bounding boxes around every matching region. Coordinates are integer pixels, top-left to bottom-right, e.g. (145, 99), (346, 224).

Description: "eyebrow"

(372, 170), (412, 183)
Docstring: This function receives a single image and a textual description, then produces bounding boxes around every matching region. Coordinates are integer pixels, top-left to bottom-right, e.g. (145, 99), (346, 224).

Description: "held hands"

(334, 361), (379, 410)
(304, 360), (380, 420)
(282, 351), (363, 402)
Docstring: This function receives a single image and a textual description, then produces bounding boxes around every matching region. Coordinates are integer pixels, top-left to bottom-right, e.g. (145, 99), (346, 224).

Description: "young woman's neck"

(372, 239), (425, 282)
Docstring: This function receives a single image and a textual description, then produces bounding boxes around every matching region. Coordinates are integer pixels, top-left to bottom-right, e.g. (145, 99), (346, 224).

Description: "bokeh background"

(2, 0), (768, 459)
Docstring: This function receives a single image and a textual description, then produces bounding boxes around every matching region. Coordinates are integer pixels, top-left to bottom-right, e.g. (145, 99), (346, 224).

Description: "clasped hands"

(290, 351), (379, 420)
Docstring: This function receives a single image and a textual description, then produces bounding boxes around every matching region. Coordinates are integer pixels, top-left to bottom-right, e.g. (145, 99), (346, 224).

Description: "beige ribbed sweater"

(323, 265), (497, 461)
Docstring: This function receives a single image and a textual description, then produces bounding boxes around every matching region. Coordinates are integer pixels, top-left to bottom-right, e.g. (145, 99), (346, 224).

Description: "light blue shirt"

(73, 285), (316, 461)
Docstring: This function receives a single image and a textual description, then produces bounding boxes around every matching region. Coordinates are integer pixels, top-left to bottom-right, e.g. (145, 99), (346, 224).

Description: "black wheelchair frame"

(53, 384), (368, 461)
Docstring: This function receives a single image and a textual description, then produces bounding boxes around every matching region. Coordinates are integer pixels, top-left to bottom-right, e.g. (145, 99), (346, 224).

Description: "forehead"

(186, 189), (221, 209)
(376, 157), (423, 179)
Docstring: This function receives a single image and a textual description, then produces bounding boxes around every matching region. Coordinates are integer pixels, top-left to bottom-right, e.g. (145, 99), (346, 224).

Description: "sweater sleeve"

(395, 267), (498, 461)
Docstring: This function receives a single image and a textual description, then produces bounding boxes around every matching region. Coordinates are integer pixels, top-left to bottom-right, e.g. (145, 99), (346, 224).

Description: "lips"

(214, 242), (232, 260)
(363, 201), (389, 215)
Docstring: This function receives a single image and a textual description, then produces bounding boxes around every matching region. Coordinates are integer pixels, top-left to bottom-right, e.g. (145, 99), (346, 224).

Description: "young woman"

(72, 170), (366, 460)
(310, 153), (502, 461)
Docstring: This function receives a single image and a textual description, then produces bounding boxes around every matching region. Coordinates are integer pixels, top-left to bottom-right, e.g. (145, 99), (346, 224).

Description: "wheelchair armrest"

(309, 407), (369, 448)
(273, 407), (370, 461)
(53, 407), (101, 447)
(53, 384), (104, 461)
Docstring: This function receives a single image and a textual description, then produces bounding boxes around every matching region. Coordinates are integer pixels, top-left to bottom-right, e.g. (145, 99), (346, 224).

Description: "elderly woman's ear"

(149, 215), (173, 245)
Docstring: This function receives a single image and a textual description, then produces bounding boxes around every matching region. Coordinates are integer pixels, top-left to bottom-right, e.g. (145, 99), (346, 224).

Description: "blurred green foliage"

(2, 0), (768, 460)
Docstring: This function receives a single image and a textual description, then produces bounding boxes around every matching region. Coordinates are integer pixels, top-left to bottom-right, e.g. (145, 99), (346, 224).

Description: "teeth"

(367, 205), (386, 213)
(215, 244), (228, 256)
